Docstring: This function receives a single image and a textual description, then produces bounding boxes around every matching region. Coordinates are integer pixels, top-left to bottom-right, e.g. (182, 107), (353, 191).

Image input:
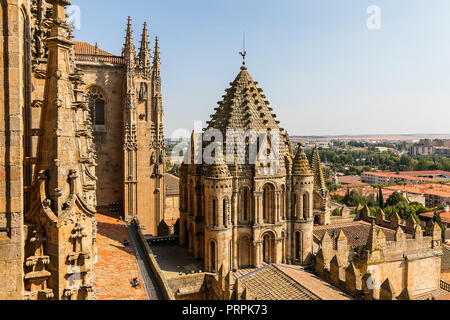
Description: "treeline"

(332, 189), (446, 242)
(332, 189), (428, 221)
(309, 148), (450, 174)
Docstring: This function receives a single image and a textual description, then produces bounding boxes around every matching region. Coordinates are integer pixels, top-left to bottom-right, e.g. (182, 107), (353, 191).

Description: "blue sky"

(73, 0), (450, 137)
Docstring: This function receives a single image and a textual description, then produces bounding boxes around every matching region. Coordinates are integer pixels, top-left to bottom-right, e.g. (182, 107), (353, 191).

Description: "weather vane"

(239, 31), (247, 65)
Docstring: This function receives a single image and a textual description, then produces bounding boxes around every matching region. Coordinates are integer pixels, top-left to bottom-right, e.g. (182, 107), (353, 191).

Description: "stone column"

(254, 192), (262, 225)
(298, 193), (303, 220)
(179, 213), (187, 247)
(254, 242), (262, 268)
(286, 185), (291, 219)
(232, 192), (238, 225)
(275, 238), (283, 264)
(275, 191), (281, 223)
(218, 197), (224, 228)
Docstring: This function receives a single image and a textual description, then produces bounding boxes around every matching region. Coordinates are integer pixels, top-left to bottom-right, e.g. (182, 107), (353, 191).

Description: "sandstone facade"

(179, 64), (331, 273)
(0, 0), (173, 300)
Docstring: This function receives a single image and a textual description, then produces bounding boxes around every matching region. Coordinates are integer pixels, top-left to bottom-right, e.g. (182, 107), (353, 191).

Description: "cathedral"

(0, 0), (446, 301)
(0, 0), (167, 300)
(179, 63), (331, 273)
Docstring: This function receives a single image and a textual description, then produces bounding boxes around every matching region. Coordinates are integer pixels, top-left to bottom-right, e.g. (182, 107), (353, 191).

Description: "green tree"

(433, 210), (447, 243)
(378, 187), (384, 209)
(385, 192), (407, 207)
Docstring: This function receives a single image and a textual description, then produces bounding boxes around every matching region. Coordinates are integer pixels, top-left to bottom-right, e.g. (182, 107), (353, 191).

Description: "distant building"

(361, 171), (445, 185)
(409, 139), (450, 157)
(384, 184), (450, 209)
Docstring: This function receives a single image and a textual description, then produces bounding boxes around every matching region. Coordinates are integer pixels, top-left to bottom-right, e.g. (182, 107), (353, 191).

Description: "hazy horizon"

(73, 0), (450, 138)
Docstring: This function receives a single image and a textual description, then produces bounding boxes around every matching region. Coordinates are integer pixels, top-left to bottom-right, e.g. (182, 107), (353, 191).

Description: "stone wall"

(77, 63), (125, 210)
(0, 0), (28, 300)
(315, 208), (443, 300)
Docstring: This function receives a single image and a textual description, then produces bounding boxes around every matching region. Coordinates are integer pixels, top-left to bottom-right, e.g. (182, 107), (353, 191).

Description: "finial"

(239, 31), (247, 66)
(153, 36), (160, 66)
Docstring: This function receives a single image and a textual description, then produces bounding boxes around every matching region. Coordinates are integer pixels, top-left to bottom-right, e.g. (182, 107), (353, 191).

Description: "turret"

(137, 22), (151, 75)
(291, 144), (314, 265)
(122, 16), (136, 73)
(203, 146), (233, 273)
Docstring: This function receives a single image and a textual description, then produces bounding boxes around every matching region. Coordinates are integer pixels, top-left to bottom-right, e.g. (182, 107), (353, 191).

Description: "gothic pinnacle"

(122, 16), (136, 57)
(138, 22), (151, 71)
(153, 36), (160, 67)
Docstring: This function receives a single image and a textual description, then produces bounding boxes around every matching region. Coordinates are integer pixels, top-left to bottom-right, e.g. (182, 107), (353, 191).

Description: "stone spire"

(138, 22), (151, 74)
(30, 0), (95, 216)
(366, 220), (377, 251)
(292, 143), (311, 175)
(310, 146), (327, 193)
(122, 16), (136, 71)
(153, 36), (161, 71)
(25, 0), (96, 300)
(151, 36), (163, 144)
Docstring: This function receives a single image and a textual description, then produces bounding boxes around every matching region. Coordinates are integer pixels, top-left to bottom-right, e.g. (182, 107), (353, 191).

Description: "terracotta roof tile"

(237, 264), (320, 300)
(313, 221), (401, 248)
(74, 41), (114, 56)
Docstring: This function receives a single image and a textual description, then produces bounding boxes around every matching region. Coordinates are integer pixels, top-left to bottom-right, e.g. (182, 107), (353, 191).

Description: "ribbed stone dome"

(292, 144), (311, 175)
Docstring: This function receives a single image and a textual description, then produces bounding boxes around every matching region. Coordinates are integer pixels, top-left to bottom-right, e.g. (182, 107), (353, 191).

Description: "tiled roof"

(292, 144), (311, 175)
(384, 184), (450, 198)
(74, 41), (124, 64)
(74, 41), (115, 56)
(95, 214), (148, 300)
(362, 171), (439, 183)
(442, 247), (450, 271)
(414, 289), (450, 300)
(420, 210), (450, 224)
(205, 65), (291, 160)
(164, 174), (179, 195)
(237, 264), (320, 300)
(313, 221), (401, 248)
(275, 265), (352, 300)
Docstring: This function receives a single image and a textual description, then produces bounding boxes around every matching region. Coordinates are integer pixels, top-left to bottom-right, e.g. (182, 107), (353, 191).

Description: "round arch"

(261, 230), (276, 264)
(237, 235), (252, 268)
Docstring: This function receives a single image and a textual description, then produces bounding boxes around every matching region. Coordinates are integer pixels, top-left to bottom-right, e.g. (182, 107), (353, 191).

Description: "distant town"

(167, 136), (450, 245)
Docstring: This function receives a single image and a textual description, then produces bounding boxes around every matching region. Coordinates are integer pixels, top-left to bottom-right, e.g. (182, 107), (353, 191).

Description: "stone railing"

(134, 225), (176, 300)
(75, 54), (124, 65)
(441, 280), (450, 292)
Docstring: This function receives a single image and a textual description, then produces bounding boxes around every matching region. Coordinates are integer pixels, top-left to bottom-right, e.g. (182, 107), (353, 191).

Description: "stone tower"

(122, 18), (165, 235)
(291, 144), (314, 264)
(310, 146), (331, 225)
(180, 63), (331, 272)
(23, 0), (97, 300)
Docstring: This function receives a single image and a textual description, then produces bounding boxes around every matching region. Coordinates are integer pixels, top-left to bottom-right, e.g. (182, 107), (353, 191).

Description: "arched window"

(263, 184), (276, 223)
(210, 241), (216, 272)
(295, 232), (301, 261)
(292, 193), (297, 218)
(223, 198), (227, 227)
(238, 236), (251, 268)
(87, 88), (106, 126)
(212, 198), (217, 227)
(240, 188), (250, 222)
(303, 193), (309, 219)
(262, 232), (274, 264)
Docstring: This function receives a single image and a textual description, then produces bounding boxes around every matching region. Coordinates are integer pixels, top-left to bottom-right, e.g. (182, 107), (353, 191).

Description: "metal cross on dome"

(239, 31), (247, 65)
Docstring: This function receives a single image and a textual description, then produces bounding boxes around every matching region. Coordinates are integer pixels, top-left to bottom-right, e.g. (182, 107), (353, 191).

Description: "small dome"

(292, 144), (311, 175)
(206, 160), (231, 179)
(205, 149), (231, 179)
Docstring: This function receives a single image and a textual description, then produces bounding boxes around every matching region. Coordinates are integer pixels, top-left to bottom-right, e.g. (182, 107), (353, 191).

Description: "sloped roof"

(205, 65), (291, 158)
(310, 147), (327, 193)
(237, 264), (320, 300)
(313, 221), (402, 248)
(74, 41), (115, 56)
(292, 144), (311, 175)
(164, 174), (179, 195)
